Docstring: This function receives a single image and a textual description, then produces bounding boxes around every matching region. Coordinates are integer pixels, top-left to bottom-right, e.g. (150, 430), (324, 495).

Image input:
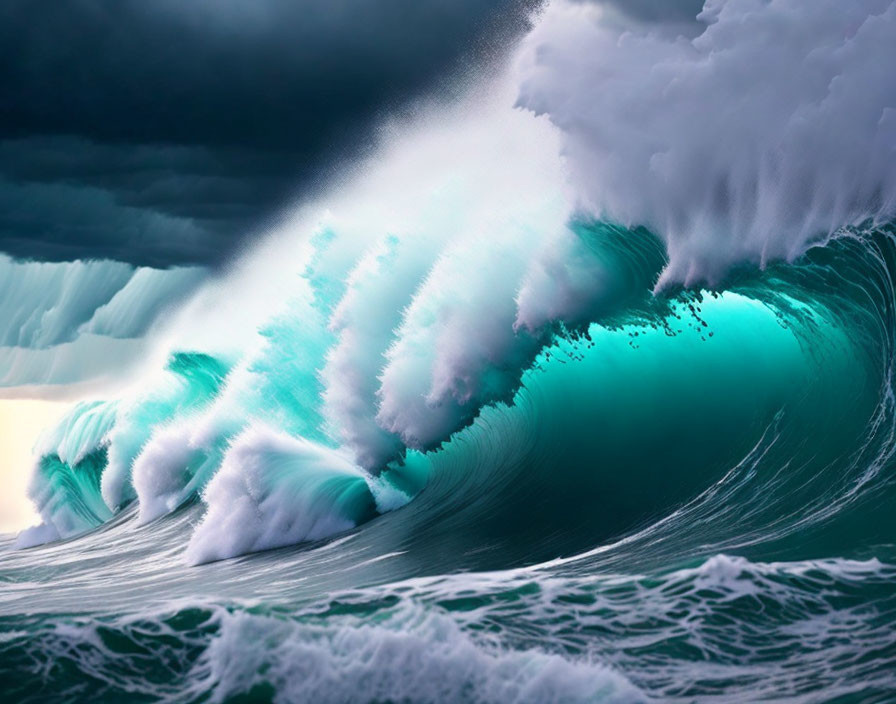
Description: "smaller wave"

(15, 448), (111, 548)
(184, 426), (406, 565)
(17, 353), (229, 546)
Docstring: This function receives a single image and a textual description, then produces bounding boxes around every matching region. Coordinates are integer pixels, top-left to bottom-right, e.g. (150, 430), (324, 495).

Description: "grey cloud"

(0, 0), (539, 266)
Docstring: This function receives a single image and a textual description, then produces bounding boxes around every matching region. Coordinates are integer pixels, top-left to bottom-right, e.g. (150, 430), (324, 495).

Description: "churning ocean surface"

(3, 1), (896, 701)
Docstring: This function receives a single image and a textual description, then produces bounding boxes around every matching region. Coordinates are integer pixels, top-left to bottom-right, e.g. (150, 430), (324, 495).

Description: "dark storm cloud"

(0, 0), (538, 267)
(0, 137), (290, 265)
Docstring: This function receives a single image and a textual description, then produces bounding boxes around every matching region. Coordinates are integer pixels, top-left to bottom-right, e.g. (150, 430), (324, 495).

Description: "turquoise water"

(2, 223), (896, 702)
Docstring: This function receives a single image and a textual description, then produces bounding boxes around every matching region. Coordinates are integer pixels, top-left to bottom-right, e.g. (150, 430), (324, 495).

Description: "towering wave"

(14, 0), (896, 574)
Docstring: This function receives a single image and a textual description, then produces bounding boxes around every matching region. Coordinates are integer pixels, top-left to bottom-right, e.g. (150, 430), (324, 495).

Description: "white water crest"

(517, 0), (896, 286)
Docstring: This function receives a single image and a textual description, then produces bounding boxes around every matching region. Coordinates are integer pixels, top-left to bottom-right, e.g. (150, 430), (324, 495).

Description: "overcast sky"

(0, 0), (544, 267)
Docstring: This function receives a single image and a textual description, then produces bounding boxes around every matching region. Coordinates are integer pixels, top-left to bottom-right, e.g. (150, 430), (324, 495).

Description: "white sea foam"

(517, 0), (896, 286)
(191, 604), (642, 704)
(185, 426), (377, 565)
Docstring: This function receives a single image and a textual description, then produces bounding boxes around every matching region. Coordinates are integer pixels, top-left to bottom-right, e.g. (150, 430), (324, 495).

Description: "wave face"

(3, 1), (896, 701)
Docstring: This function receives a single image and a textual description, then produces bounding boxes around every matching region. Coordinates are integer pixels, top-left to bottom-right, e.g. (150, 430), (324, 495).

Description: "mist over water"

(3, 1), (896, 701)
